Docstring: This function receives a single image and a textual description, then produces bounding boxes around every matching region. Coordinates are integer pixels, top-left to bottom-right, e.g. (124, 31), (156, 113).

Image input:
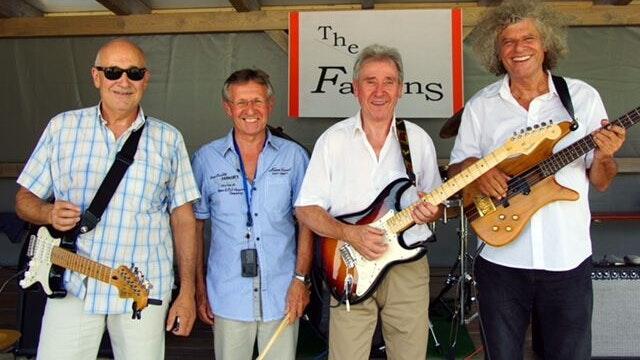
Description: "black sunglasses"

(95, 66), (147, 81)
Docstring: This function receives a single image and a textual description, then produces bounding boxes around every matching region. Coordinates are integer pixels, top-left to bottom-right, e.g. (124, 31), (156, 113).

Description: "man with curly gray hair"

(448, 0), (626, 359)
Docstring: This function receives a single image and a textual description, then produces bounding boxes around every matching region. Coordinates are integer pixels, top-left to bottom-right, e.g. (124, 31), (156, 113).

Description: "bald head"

(94, 38), (146, 68)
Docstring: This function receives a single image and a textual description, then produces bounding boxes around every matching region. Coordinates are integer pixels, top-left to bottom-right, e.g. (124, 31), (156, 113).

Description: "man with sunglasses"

(15, 38), (200, 360)
(191, 69), (312, 359)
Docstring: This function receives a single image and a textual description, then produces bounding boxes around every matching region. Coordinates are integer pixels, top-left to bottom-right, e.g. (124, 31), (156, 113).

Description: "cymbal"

(439, 107), (464, 139)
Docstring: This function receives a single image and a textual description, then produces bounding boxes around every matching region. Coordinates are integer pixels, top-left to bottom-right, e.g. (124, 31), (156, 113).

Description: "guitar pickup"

(474, 195), (496, 217)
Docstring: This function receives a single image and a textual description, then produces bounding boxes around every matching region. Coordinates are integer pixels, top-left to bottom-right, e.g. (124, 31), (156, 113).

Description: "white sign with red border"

(289, 9), (464, 118)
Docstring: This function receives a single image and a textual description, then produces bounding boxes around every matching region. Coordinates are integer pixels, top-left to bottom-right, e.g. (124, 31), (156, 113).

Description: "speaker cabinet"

(14, 287), (113, 357)
(591, 266), (640, 358)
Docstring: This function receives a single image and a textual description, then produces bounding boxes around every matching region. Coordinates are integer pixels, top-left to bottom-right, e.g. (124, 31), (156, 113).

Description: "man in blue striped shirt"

(15, 38), (200, 360)
(192, 69), (313, 359)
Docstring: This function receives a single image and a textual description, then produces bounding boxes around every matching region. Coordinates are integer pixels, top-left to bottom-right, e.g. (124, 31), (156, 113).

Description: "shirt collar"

(96, 103), (146, 131)
(497, 70), (557, 101)
(222, 128), (278, 156)
(352, 110), (399, 140)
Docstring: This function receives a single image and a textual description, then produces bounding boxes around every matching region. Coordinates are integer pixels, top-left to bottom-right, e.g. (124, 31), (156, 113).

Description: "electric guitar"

(20, 226), (157, 316)
(318, 123), (562, 304)
(464, 106), (639, 247)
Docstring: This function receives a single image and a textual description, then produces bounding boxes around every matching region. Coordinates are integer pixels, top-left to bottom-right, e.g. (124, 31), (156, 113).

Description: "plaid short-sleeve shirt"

(18, 105), (200, 314)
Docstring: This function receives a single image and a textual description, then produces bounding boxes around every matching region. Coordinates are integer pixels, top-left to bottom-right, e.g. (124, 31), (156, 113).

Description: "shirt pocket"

(262, 175), (292, 216)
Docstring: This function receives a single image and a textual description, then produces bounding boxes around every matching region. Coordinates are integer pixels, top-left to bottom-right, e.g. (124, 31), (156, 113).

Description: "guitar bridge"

(339, 244), (357, 269)
(474, 195), (496, 217)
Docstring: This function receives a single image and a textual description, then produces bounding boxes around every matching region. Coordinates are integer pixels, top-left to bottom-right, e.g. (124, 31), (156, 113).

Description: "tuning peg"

(541, 122), (547, 126)
(549, 119), (554, 124)
(143, 279), (153, 290)
(526, 126), (532, 131)
(533, 124), (539, 129)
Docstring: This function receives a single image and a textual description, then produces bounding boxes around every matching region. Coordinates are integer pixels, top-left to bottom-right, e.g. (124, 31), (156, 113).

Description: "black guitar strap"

(552, 75), (578, 128)
(78, 122), (146, 235)
(395, 119), (416, 186)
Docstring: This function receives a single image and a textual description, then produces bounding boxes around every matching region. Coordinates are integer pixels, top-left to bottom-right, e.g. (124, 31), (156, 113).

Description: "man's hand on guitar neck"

(451, 158), (511, 200)
(590, 119), (626, 191)
(342, 224), (387, 260)
(413, 193), (442, 224)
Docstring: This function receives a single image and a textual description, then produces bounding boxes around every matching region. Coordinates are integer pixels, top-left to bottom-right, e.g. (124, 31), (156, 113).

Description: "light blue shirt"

(192, 129), (309, 322)
(17, 105), (200, 314)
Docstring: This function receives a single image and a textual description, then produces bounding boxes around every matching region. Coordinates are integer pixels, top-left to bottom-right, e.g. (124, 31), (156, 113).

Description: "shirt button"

(254, 213), (258, 217)
(256, 237), (260, 241)
(254, 288), (258, 292)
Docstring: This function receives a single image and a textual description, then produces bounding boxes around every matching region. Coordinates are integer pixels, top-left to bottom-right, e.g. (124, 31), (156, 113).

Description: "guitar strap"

(77, 121), (146, 235)
(551, 75), (577, 124)
(395, 119), (416, 185)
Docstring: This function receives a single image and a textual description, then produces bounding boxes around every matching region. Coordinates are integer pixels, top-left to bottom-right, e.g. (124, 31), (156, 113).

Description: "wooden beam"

(229, 0), (261, 12)
(593, 0), (632, 4)
(0, 10), (289, 37)
(477, 0), (502, 6)
(0, 0), (43, 18)
(265, 30), (288, 52)
(95, 0), (151, 15)
(0, 3), (639, 38)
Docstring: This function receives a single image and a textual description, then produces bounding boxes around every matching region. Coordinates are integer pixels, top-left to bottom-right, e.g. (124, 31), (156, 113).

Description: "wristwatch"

(294, 272), (311, 288)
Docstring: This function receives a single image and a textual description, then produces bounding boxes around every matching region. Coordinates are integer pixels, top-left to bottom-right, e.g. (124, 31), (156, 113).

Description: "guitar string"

(463, 110), (639, 221)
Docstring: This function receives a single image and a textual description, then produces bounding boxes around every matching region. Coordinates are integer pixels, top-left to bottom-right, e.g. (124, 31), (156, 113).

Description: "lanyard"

(232, 132), (255, 229)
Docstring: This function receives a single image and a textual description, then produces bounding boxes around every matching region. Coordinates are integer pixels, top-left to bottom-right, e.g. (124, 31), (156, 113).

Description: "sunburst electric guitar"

(20, 226), (160, 317)
(464, 106), (640, 247)
(318, 123), (562, 304)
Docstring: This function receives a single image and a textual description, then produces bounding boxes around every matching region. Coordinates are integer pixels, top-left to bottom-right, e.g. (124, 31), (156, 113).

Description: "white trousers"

(36, 294), (170, 360)
(213, 316), (299, 360)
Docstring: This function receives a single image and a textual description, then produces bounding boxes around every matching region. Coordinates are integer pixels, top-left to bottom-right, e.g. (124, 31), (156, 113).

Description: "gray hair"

(352, 44), (404, 83)
(470, 0), (568, 76)
(222, 68), (274, 101)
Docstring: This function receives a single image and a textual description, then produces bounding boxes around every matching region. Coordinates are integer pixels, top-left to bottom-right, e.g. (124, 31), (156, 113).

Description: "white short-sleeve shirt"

(295, 112), (442, 245)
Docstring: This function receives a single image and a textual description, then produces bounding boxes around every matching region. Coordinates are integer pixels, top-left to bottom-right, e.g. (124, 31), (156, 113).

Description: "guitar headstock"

(505, 122), (562, 156)
(111, 265), (150, 312)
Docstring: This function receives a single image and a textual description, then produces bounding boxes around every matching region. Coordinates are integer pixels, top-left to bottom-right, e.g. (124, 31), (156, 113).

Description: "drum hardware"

(430, 195), (484, 359)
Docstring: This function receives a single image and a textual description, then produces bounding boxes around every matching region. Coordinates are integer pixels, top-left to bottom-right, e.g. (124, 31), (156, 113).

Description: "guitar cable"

(0, 267), (26, 296)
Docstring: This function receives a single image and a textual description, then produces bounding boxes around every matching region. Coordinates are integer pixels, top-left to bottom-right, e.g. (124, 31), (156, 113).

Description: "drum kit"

(302, 108), (484, 358)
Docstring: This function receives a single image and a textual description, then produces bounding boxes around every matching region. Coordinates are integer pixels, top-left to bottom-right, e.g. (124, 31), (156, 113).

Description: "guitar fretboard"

(386, 145), (513, 233)
(540, 107), (639, 176)
(50, 247), (114, 284)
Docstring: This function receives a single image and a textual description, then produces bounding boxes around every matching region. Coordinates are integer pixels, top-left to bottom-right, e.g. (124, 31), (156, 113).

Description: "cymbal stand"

(430, 199), (484, 359)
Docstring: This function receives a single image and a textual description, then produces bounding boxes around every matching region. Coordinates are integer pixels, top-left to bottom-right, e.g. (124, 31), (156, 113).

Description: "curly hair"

(470, 0), (568, 76)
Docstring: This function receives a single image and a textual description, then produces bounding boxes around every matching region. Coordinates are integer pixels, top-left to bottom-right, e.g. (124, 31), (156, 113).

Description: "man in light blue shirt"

(192, 69), (312, 359)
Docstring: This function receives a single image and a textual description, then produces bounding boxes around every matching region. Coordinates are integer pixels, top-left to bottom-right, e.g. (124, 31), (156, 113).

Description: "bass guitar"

(318, 123), (562, 304)
(464, 106), (639, 247)
(20, 226), (160, 317)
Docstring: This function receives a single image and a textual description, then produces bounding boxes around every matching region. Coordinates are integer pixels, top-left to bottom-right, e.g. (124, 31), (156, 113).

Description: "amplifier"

(591, 266), (640, 358)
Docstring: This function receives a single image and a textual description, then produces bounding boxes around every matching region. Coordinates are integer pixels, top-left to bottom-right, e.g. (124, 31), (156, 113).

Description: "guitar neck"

(388, 145), (514, 233)
(540, 107), (639, 177)
(50, 247), (114, 284)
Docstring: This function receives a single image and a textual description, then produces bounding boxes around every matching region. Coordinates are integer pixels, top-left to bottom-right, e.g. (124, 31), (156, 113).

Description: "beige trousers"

(36, 294), (170, 360)
(328, 256), (430, 360)
(213, 316), (299, 360)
